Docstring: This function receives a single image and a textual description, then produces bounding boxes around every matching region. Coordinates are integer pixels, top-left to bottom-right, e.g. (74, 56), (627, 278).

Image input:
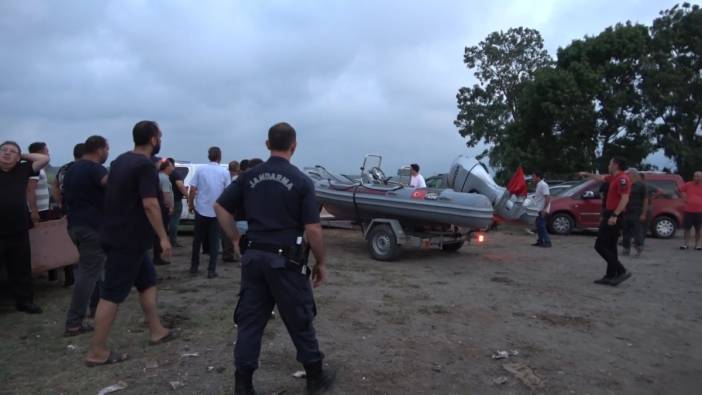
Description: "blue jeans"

(536, 214), (551, 245)
(191, 212), (220, 272)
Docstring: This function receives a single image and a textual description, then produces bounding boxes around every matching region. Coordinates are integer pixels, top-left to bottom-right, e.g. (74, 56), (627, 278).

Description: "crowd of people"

(1, 120), (335, 394)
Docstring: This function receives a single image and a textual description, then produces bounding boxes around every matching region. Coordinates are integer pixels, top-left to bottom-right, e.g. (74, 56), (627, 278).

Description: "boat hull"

(315, 186), (494, 230)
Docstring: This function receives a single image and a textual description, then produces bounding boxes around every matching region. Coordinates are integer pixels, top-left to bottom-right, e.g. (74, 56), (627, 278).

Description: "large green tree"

(493, 68), (597, 178)
(557, 22), (654, 172)
(455, 27), (552, 170)
(645, 3), (702, 179)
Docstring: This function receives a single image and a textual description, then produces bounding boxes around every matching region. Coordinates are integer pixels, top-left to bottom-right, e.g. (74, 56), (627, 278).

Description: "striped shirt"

(30, 169), (51, 212)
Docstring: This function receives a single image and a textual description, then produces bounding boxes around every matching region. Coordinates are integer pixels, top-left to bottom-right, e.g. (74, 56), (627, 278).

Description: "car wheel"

(652, 216), (677, 239)
(367, 224), (401, 261)
(549, 213), (574, 235)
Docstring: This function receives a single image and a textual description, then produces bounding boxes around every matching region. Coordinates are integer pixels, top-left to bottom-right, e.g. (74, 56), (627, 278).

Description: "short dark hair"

(1, 141), (21, 155)
(167, 157), (175, 166)
(159, 159), (172, 171)
(208, 146), (222, 162)
(410, 164), (420, 172)
(533, 170), (544, 179)
(239, 159), (250, 172)
(73, 143), (85, 159)
(133, 120), (160, 146)
(28, 142), (46, 153)
(268, 122), (296, 151)
(611, 157), (627, 171)
(84, 135), (107, 154)
(228, 160), (240, 172)
(248, 158), (264, 168)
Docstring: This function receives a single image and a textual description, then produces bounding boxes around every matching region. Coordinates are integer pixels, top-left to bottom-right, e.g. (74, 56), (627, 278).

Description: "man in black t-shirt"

(84, 121), (175, 367)
(63, 135), (109, 336)
(52, 142), (85, 213)
(622, 169), (649, 257)
(0, 141), (50, 314)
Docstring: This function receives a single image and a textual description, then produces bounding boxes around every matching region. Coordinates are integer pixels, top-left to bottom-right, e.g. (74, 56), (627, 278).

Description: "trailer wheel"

(367, 224), (400, 261)
(441, 241), (465, 252)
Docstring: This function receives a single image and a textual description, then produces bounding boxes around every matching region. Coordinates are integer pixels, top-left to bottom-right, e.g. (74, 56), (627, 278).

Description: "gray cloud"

(1, 0), (669, 174)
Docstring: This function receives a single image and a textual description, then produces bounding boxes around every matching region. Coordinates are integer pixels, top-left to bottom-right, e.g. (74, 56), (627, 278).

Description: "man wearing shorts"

(84, 121), (175, 367)
(680, 171), (702, 250)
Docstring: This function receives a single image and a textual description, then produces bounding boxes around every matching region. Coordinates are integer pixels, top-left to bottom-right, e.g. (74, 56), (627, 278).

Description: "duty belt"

(246, 241), (293, 258)
(247, 241), (311, 277)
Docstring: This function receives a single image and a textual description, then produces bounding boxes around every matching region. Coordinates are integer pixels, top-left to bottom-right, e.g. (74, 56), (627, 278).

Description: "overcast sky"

(0, 0), (679, 174)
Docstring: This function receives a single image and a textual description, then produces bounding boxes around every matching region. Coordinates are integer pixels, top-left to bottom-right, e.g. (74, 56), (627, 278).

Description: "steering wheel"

(368, 167), (387, 184)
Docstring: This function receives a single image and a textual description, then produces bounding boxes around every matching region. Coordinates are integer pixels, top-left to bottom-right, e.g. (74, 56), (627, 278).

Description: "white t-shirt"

(191, 162), (231, 218)
(29, 169), (51, 212)
(533, 180), (551, 212)
(410, 174), (426, 188)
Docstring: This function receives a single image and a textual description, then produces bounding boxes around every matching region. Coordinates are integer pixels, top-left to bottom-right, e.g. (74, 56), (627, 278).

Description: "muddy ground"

(1, 226), (701, 394)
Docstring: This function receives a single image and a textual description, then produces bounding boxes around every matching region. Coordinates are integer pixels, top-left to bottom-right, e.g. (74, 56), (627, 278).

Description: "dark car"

(547, 173), (685, 239)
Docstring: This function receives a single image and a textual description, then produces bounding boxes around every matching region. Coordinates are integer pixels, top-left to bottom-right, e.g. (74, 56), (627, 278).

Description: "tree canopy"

(456, 3), (702, 179)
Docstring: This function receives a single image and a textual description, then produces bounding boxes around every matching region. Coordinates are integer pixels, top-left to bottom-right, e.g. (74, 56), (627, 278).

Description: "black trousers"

(234, 249), (322, 371)
(594, 211), (627, 278)
(0, 231), (34, 304)
(622, 215), (646, 250)
(191, 212), (220, 272)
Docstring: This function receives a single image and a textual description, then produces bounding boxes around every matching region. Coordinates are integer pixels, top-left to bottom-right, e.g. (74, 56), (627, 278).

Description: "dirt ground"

(1, 226), (701, 395)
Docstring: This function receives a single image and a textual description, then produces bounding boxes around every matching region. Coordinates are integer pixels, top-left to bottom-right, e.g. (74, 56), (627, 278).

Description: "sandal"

(63, 323), (94, 337)
(148, 330), (178, 346)
(84, 350), (129, 367)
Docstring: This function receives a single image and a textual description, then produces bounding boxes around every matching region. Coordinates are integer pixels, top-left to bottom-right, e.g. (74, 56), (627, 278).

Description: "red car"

(547, 173), (685, 239)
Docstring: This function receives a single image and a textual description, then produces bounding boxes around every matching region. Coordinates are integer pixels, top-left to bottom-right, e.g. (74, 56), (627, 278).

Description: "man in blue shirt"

(63, 135), (110, 336)
(215, 122), (334, 395)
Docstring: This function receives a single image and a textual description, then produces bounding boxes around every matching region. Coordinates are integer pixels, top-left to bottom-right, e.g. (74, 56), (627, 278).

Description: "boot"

(305, 361), (336, 395)
(234, 369), (256, 395)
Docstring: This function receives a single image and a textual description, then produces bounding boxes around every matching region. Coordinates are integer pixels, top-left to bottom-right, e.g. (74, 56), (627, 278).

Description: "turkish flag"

(506, 166), (528, 197)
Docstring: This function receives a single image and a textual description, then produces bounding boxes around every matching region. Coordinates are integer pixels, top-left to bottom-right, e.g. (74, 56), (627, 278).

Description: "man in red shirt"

(680, 171), (702, 250)
(578, 157), (633, 286)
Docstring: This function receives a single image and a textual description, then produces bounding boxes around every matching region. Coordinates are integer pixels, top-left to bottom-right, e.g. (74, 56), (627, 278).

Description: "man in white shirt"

(27, 142), (75, 285)
(532, 171), (552, 247)
(188, 147), (231, 278)
(26, 142), (52, 224)
(410, 163), (426, 188)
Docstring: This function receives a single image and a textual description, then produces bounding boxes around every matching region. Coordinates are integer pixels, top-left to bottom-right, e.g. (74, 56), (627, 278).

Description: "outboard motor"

(447, 155), (538, 225)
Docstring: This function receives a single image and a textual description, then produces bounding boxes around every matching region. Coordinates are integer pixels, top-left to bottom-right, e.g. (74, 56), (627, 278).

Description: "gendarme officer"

(214, 122), (335, 395)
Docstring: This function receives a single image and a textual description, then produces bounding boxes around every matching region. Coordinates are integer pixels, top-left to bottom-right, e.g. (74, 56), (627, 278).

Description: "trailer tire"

(367, 224), (401, 261)
(441, 241), (465, 252)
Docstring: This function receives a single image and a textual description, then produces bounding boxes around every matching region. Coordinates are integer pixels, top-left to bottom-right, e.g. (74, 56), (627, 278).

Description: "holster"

(247, 238), (311, 278)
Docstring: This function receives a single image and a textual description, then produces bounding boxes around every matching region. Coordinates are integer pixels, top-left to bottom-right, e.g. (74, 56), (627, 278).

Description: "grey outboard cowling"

(447, 155), (538, 225)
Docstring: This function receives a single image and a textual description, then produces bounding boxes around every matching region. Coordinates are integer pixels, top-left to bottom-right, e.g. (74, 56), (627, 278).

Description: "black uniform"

(217, 156), (323, 371)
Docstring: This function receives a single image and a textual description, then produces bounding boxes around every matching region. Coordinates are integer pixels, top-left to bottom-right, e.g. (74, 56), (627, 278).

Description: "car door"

(574, 182), (603, 228)
(647, 179), (682, 218)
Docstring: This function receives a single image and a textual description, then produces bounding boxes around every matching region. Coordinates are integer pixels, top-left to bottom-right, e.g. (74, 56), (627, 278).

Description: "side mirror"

(582, 190), (596, 200)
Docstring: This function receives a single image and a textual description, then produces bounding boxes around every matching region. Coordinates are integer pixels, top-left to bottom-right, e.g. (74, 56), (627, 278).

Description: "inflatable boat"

(305, 155), (538, 230)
